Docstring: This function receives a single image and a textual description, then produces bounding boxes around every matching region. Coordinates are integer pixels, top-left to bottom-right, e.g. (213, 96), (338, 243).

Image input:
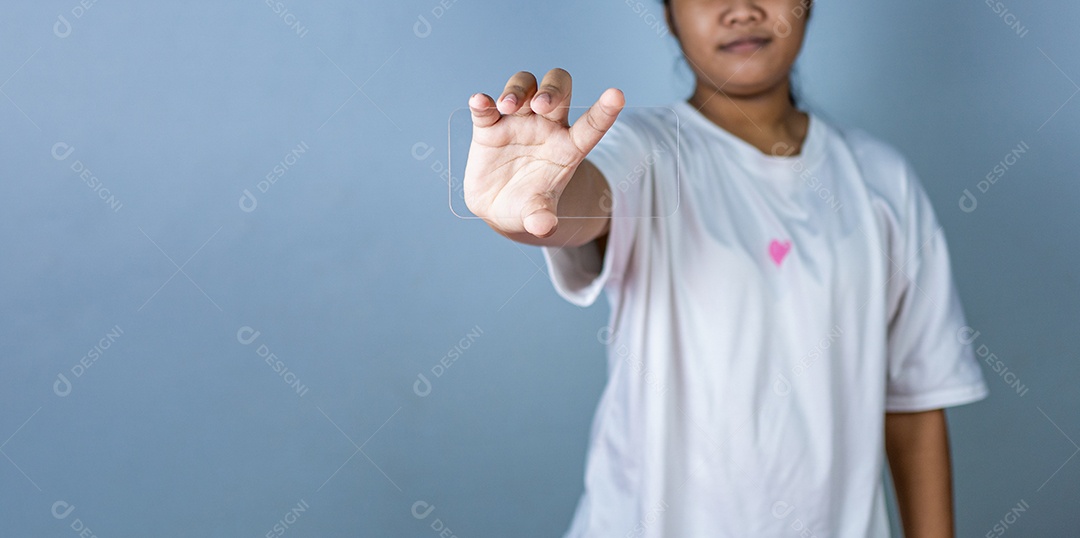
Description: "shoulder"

(834, 124), (916, 183)
(825, 121), (924, 208)
(824, 120), (945, 251)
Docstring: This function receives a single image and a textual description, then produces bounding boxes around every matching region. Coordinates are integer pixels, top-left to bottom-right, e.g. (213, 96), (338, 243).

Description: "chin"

(692, 58), (785, 87)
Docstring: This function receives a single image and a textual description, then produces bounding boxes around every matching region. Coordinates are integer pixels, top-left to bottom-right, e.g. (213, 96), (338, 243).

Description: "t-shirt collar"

(673, 100), (828, 176)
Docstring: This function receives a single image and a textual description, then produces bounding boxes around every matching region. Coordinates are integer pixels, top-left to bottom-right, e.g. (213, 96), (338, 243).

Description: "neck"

(687, 78), (809, 156)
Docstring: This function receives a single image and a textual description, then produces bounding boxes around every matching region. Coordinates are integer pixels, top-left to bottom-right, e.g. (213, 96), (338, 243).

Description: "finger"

(532, 68), (572, 126)
(497, 71), (538, 116)
(521, 191), (559, 238)
(568, 88), (625, 154)
(468, 93), (500, 128)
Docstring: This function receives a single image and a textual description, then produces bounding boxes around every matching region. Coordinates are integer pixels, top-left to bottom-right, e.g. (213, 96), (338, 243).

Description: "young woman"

(464, 1), (988, 536)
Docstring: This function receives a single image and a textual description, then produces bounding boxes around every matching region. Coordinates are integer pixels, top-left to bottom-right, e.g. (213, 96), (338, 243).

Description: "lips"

(719, 35), (772, 52)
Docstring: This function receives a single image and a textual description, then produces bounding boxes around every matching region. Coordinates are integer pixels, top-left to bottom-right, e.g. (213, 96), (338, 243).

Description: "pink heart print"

(769, 239), (792, 266)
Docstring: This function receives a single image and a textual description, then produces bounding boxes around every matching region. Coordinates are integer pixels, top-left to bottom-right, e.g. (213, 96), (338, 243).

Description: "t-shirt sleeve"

(883, 161), (990, 412)
(540, 113), (651, 307)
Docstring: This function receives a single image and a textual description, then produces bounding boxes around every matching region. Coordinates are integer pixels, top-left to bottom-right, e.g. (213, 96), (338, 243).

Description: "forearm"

(496, 159), (611, 248)
(885, 408), (955, 538)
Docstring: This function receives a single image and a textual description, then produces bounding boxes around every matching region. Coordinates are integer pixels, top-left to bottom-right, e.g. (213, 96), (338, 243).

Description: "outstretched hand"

(463, 68), (624, 238)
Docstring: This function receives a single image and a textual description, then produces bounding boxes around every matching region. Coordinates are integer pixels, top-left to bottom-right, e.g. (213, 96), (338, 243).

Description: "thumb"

(521, 192), (559, 238)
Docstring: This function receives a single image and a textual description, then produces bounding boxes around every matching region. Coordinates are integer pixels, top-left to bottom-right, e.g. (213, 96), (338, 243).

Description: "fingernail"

(535, 93), (551, 105)
(502, 94), (517, 106)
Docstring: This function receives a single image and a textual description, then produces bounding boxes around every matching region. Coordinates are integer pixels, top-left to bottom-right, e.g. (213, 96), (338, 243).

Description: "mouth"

(719, 35), (772, 53)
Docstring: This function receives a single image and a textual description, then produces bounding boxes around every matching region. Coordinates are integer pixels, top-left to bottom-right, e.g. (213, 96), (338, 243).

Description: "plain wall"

(1, 0), (1076, 535)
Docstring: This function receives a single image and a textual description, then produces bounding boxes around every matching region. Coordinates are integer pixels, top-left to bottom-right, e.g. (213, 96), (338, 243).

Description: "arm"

(885, 408), (955, 538)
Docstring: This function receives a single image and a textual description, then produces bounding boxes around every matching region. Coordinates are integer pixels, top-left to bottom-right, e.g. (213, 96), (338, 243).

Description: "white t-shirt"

(542, 101), (989, 538)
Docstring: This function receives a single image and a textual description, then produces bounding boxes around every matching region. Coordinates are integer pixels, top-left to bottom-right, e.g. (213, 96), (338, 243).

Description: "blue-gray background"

(2, 1), (1077, 536)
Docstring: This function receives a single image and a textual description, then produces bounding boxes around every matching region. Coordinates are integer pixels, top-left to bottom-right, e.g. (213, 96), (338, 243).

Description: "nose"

(721, 1), (765, 26)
